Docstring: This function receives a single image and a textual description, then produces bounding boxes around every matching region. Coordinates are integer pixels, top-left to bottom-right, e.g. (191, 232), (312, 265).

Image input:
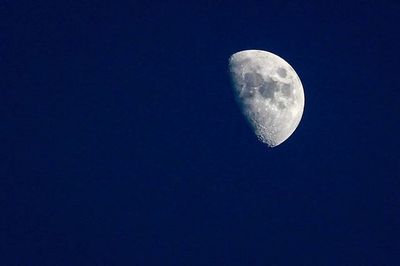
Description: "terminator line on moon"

(229, 50), (305, 147)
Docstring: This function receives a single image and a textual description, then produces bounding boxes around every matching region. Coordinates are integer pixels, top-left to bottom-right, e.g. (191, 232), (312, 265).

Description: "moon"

(229, 50), (305, 147)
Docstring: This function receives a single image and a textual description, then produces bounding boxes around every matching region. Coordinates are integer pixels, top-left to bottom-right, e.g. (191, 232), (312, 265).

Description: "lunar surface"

(229, 50), (305, 147)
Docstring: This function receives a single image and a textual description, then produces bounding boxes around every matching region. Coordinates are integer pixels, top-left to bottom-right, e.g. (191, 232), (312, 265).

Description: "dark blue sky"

(2, 1), (400, 265)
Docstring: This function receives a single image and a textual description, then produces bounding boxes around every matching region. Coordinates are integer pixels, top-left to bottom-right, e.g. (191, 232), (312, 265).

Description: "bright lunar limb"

(229, 50), (305, 147)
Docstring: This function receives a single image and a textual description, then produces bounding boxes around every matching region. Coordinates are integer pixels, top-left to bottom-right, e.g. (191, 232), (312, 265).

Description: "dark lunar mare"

(258, 78), (279, 99)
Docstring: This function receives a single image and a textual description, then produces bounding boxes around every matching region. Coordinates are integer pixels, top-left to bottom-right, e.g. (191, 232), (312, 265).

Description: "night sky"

(2, 1), (400, 265)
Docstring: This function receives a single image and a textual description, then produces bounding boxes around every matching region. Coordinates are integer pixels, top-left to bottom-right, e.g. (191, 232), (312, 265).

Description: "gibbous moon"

(229, 50), (305, 147)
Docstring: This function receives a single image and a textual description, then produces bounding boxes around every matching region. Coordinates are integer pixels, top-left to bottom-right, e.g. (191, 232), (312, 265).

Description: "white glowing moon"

(229, 50), (305, 147)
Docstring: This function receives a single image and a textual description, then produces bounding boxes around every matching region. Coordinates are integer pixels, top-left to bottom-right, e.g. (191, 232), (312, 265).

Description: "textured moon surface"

(229, 50), (305, 147)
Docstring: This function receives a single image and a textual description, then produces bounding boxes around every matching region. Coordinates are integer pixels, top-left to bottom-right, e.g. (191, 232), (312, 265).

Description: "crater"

(277, 67), (287, 78)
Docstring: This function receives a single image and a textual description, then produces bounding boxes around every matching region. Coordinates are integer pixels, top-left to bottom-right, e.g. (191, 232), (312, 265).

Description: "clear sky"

(2, 1), (400, 265)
